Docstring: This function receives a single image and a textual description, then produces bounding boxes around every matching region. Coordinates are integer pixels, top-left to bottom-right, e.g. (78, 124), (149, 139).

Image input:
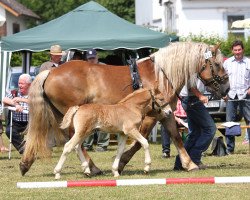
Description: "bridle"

(198, 49), (228, 92)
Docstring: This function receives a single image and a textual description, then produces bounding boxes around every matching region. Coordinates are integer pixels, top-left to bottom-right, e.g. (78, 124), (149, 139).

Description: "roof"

(0, 0), (40, 19)
(1, 1), (177, 52)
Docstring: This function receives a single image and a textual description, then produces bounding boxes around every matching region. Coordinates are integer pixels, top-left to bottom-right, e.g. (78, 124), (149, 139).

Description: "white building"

(135, 0), (250, 39)
(0, 0), (39, 37)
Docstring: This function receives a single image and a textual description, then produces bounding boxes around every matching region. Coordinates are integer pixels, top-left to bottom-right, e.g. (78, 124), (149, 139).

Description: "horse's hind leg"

(112, 134), (127, 177)
(75, 144), (91, 176)
(118, 117), (156, 174)
(54, 133), (81, 180)
(69, 128), (103, 176)
(129, 129), (151, 173)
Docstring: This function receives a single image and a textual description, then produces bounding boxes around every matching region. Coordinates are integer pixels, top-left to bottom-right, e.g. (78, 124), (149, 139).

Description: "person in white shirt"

(223, 40), (250, 154)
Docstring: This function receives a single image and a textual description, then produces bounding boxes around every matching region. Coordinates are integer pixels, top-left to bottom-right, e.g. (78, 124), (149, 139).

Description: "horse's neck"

(124, 95), (151, 116)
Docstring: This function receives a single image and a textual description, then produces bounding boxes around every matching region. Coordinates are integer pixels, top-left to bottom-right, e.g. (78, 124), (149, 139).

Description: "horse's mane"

(154, 42), (223, 93)
(118, 89), (149, 103)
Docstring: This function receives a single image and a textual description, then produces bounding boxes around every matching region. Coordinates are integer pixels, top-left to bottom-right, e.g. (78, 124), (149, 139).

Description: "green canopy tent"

(0, 1), (177, 99)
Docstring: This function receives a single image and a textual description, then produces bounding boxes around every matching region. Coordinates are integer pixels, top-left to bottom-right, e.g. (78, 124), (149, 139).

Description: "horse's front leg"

(129, 129), (151, 173)
(160, 114), (198, 171)
(54, 134), (81, 180)
(118, 117), (156, 174)
(112, 134), (127, 177)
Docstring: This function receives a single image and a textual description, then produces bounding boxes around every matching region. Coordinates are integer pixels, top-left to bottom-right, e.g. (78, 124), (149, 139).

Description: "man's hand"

(222, 95), (228, 102)
(15, 104), (24, 112)
(199, 95), (208, 104)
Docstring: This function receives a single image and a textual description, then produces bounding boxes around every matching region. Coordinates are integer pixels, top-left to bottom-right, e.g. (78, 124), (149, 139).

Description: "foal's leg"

(160, 114), (198, 171)
(112, 134), (127, 177)
(69, 127), (103, 176)
(54, 133), (81, 180)
(129, 129), (151, 173)
(75, 144), (91, 176)
(118, 117), (156, 173)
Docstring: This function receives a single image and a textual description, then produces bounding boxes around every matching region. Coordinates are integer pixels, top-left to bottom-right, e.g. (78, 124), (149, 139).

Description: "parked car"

(6, 66), (38, 93)
(204, 91), (242, 121)
(2, 66), (38, 121)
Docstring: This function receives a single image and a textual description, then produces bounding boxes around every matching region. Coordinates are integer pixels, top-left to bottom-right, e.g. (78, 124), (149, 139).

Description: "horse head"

(197, 43), (230, 98)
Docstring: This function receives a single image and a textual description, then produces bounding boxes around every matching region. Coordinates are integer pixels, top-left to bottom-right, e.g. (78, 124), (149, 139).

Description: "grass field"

(0, 126), (249, 200)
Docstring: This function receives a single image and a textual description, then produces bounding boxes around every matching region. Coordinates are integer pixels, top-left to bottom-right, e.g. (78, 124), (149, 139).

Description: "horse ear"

(214, 42), (222, 52)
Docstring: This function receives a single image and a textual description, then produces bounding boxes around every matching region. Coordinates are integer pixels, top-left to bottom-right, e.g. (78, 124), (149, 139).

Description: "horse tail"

(23, 70), (55, 159)
(60, 106), (79, 130)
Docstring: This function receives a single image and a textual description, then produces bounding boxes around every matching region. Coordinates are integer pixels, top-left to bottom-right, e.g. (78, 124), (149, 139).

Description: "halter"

(198, 49), (228, 92)
(149, 90), (169, 114)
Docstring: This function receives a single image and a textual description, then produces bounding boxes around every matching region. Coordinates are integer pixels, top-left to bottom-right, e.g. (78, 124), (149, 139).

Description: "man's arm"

(190, 87), (208, 104)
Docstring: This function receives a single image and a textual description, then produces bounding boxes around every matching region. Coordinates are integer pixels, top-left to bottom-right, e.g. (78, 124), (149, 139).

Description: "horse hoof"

(187, 162), (199, 172)
(19, 162), (29, 176)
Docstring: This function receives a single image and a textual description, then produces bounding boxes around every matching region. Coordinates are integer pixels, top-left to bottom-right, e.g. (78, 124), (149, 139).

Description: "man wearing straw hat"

(39, 44), (65, 73)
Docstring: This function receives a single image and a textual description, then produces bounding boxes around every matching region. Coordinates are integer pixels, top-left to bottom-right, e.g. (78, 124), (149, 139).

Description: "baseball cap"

(86, 49), (97, 59)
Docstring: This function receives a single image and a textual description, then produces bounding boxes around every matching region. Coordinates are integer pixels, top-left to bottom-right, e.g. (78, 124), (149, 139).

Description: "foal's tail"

(60, 106), (79, 130)
(22, 70), (59, 160)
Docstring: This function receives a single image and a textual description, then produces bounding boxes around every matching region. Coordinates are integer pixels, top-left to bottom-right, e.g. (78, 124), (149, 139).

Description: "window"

(13, 23), (20, 34)
(227, 15), (244, 38)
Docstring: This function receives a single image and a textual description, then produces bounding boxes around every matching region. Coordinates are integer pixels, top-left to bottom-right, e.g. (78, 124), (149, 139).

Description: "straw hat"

(50, 45), (65, 55)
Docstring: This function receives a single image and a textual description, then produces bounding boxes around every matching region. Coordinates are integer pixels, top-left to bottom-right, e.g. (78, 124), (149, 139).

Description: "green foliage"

(10, 52), (50, 67)
(17, 0), (135, 28)
(181, 33), (250, 57)
(10, 52), (22, 66)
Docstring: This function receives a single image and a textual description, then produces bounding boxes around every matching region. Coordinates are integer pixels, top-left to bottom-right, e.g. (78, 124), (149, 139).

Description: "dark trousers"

(160, 125), (171, 153)
(6, 120), (27, 154)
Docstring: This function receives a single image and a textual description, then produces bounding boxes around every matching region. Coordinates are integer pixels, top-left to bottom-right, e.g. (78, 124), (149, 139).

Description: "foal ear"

(153, 81), (160, 93)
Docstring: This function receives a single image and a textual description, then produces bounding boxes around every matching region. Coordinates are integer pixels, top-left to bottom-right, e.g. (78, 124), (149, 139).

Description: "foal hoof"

(55, 173), (61, 180)
(90, 167), (103, 176)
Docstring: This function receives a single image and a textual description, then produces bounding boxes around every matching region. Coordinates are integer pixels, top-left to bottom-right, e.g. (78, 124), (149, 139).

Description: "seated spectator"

(2, 74), (32, 154)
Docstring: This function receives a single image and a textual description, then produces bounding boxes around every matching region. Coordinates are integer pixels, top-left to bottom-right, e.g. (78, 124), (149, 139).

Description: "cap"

(86, 49), (97, 59)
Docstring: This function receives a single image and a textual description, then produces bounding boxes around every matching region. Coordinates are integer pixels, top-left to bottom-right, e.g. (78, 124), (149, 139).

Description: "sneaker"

(96, 147), (107, 152)
(197, 162), (207, 170)
(162, 152), (170, 158)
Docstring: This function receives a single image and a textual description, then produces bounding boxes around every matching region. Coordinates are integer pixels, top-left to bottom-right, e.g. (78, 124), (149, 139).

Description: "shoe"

(96, 147), (107, 152)
(242, 140), (249, 145)
(173, 166), (184, 171)
(197, 162), (207, 170)
(84, 146), (94, 151)
(162, 152), (170, 158)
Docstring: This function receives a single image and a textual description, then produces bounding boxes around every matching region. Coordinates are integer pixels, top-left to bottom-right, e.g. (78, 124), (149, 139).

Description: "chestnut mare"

(20, 42), (230, 176)
(55, 88), (170, 179)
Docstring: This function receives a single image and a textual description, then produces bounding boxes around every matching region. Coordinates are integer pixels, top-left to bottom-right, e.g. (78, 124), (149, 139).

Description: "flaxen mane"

(154, 42), (223, 94)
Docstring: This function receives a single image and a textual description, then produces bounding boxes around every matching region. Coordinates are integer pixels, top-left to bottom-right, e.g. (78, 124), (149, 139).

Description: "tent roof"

(1, 1), (177, 52)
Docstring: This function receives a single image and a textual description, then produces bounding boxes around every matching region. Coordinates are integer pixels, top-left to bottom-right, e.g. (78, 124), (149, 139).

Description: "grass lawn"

(0, 124), (249, 200)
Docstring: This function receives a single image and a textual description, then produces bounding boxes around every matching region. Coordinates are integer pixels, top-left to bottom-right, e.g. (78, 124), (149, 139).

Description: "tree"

(17, 0), (135, 28)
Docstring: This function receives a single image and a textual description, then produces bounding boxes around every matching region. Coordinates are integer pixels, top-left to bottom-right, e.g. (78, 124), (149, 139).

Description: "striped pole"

(17, 176), (250, 188)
